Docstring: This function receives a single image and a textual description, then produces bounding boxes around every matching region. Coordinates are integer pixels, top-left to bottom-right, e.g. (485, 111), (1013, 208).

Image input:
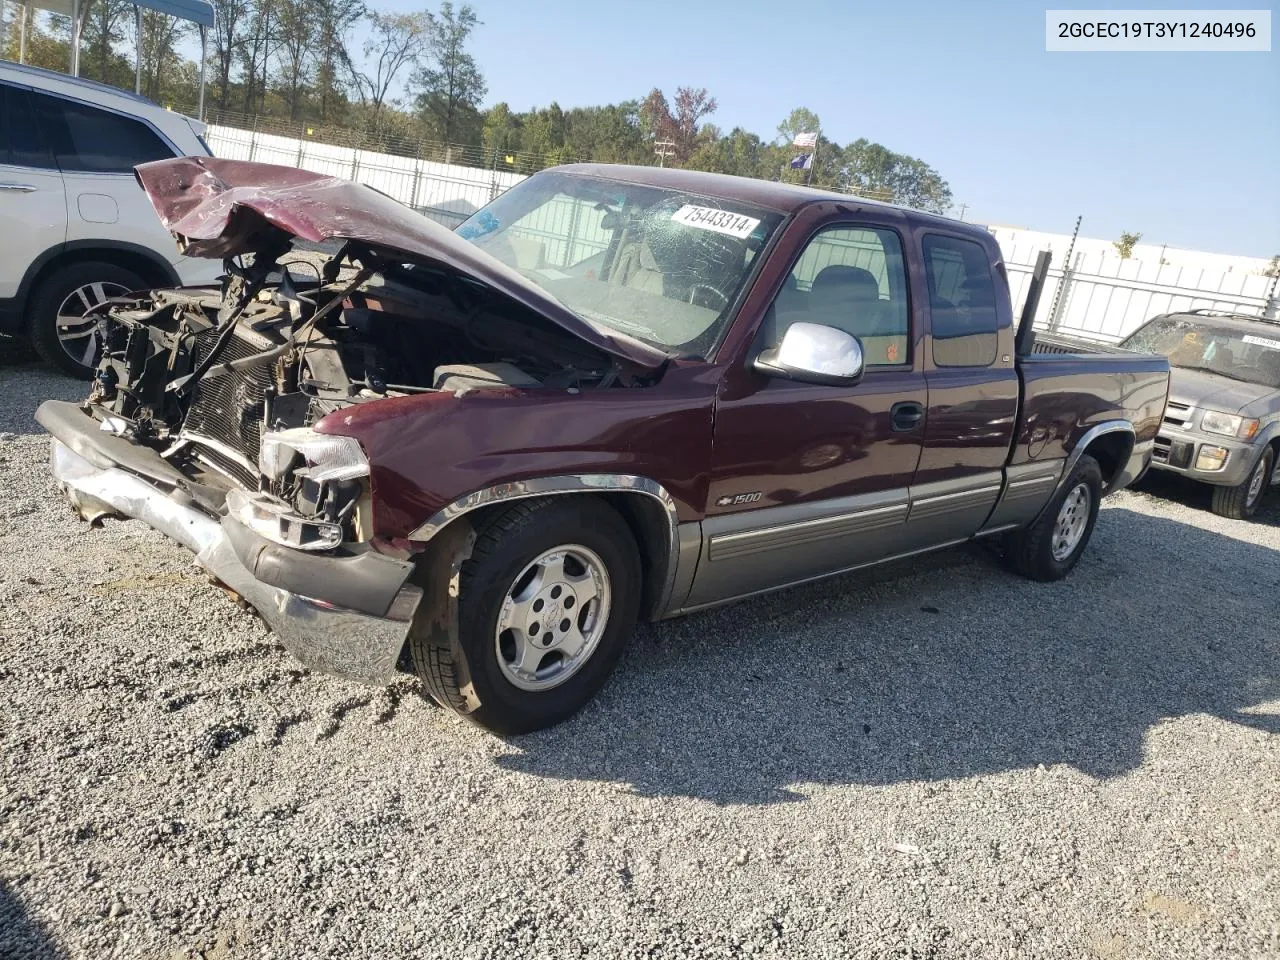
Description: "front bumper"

(42, 408), (422, 684)
(1150, 427), (1258, 487)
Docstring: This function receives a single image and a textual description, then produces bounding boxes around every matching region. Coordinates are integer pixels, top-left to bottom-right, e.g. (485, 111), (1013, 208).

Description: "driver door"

(688, 218), (927, 608)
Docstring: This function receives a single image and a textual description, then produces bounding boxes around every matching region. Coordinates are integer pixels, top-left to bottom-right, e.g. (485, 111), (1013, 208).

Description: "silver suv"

(0, 62), (220, 377)
(1120, 309), (1280, 520)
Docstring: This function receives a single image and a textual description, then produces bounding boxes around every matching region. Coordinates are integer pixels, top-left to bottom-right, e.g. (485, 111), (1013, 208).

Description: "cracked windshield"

(1125, 316), (1280, 388)
(456, 172), (783, 357)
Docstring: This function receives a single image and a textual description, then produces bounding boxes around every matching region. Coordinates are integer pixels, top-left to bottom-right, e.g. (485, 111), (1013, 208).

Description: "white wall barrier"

(206, 124), (522, 228)
(1006, 247), (1275, 343)
(205, 124), (1278, 342)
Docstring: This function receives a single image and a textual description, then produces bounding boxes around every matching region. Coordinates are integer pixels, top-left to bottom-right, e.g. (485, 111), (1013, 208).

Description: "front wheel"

(1005, 454), (1103, 582)
(409, 498), (641, 735)
(1210, 446), (1274, 520)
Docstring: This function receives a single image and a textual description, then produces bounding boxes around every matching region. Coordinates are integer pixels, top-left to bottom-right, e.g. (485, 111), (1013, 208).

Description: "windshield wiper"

(574, 308), (663, 343)
(1174, 364), (1253, 383)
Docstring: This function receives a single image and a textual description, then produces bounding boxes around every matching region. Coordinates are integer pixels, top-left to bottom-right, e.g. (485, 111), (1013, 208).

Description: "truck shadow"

(0, 881), (65, 959)
(498, 503), (1279, 804)
(1130, 467), (1280, 523)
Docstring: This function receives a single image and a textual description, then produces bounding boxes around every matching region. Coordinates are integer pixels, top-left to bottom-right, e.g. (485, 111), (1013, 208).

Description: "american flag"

(792, 131), (818, 148)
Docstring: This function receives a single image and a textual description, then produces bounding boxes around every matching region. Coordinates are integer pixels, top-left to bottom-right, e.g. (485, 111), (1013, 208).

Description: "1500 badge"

(716, 492), (762, 507)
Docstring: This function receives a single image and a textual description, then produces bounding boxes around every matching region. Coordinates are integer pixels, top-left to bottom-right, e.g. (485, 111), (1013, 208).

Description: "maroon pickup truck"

(39, 158), (1170, 733)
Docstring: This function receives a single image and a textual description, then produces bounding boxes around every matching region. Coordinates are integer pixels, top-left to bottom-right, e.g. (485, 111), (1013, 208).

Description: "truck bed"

(1029, 331), (1140, 356)
(1012, 333), (1171, 471)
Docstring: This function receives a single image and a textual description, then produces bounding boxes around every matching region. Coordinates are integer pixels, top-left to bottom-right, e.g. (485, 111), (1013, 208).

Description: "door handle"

(890, 401), (925, 432)
(0, 183), (39, 192)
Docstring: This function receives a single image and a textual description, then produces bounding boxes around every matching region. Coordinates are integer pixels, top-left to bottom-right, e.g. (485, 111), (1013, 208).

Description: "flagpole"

(807, 128), (820, 186)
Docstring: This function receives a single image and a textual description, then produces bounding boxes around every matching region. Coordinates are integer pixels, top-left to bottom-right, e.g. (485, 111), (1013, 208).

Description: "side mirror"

(753, 321), (865, 386)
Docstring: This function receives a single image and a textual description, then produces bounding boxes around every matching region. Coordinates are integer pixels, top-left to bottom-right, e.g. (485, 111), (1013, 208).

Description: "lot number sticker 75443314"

(671, 204), (761, 239)
(1243, 334), (1280, 350)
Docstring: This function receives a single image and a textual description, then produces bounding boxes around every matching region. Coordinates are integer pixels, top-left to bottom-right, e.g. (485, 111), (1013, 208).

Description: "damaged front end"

(39, 157), (664, 682)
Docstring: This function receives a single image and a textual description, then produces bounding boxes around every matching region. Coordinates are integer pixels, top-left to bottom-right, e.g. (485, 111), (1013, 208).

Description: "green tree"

(209, 0), (253, 112)
(138, 9), (190, 102)
(1114, 232), (1142, 259)
(273, 0), (319, 120)
(238, 0), (280, 114)
(413, 1), (485, 144)
(81, 0), (134, 88)
(639, 86), (716, 164)
(352, 10), (430, 120)
(481, 101), (521, 157)
(836, 137), (951, 212)
(562, 102), (646, 164)
(312, 0), (365, 123)
(776, 106), (820, 147)
(4, 9), (70, 71)
(519, 102), (568, 165)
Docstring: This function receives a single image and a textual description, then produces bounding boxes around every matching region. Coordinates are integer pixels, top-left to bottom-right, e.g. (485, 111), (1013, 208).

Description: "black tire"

(1005, 454), (1103, 582)
(409, 498), (641, 735)
(1210, 446), (1274, 521)
(29, 261), (145, 379)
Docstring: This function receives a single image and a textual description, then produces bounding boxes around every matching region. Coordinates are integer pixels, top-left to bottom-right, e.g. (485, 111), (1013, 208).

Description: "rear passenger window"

(761, 225), (910, 367)
(0, 84), (54, 169)
(32, 92), (173, 174)
(923, 234), (1001, 367)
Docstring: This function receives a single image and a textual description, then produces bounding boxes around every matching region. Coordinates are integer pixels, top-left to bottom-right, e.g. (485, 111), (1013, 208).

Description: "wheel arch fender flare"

(1032, 420), (1134, 526)
(14, 240), (181, 318)
(407, 475), (684, 621)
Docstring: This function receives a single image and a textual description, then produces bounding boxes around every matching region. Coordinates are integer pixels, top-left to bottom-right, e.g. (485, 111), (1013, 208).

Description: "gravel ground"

(2, 339), (1278, 960)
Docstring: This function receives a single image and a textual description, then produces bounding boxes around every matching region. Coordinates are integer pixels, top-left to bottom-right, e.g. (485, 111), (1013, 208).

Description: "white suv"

(0, 61), (221, 377)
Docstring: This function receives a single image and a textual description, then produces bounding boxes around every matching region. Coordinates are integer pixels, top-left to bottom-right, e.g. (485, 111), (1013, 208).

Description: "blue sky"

(375, 0), (1278, 256)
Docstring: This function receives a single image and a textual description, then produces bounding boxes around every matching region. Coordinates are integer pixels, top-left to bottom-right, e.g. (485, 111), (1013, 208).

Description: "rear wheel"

(1210, 446), (1274, 521)
(1005, 454), (1103, 582)
(29, 262), (144, 379)
(409, 498), (641, 735)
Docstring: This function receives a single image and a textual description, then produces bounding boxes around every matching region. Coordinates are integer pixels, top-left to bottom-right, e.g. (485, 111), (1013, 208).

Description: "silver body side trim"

(407, 474), (683, 619)
(708, 502), (908, 562)
(907, 479), (1003, 523)
(689, 487), (911, 608)
(672, 536), (972, 617)
(980, 459), (1065, 532)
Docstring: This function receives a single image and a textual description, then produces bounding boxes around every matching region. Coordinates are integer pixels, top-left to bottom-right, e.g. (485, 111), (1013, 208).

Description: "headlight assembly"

(260, 428), (369, 483)
(1200, 411), (1258, 439)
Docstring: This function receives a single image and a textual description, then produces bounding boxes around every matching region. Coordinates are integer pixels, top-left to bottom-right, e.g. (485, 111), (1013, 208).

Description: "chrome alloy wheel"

(1245, 454), (1269, 508)
(55, 281), (129, 368)
(495, 545), (611, 692)
(1051, 482), (1092, 562)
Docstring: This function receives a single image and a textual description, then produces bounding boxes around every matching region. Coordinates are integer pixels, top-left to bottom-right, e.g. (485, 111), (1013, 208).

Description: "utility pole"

(1047, 215), (1083, 331)
(19, 0), (29, 64)
(957, 202), (968, 220)
(654, 139), (675, 167)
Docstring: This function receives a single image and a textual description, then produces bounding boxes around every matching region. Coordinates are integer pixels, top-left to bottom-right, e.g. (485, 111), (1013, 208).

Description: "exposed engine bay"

(87, 241), (658, 544)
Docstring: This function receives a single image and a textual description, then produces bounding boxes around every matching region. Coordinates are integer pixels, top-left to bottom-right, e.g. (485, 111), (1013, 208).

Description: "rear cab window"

(32, 91), (174, 174)
(762, 224), (911, 367)
(923, 234), (1001, 367)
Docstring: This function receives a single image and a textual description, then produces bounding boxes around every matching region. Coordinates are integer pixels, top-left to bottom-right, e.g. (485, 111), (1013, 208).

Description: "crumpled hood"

(133, 156), (668, 370)
(1168, 367), (1279, 416)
